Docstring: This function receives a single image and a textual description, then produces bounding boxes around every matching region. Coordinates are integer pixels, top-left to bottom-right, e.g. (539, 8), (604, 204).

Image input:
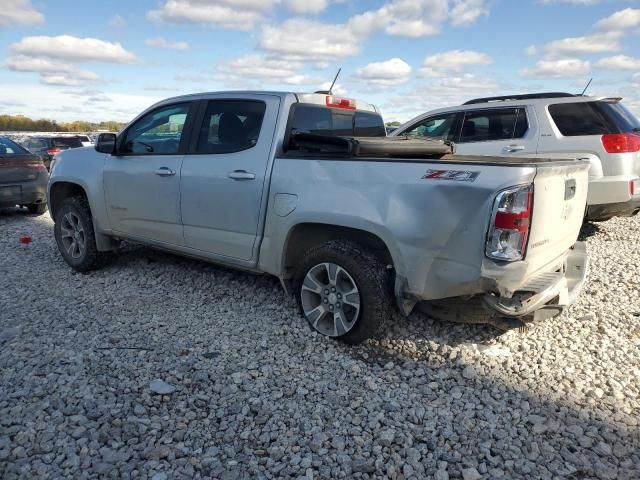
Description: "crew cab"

(391, 93), (640, 221)
(48, 91), (590, 343)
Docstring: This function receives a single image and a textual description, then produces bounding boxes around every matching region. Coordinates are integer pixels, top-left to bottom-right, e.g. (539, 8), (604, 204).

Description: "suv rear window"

(288, 105), (385, 145)
(549, 101), (640, 136)
(52, 137), (83, 148)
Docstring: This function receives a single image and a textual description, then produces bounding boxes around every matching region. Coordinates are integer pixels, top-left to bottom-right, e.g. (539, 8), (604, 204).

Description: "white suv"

(391, 93), (640, 221)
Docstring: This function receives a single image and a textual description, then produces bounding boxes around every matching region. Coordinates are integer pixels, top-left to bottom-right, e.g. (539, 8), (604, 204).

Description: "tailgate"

(525, 160), (589, 271)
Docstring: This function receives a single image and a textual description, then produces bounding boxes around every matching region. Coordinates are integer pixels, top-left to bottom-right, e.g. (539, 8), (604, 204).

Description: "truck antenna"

(580, 78), (593, 96)
(328, 68), (341, 95)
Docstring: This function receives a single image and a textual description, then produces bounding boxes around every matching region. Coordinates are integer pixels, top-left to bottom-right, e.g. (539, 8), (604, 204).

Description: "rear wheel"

(26, 203), (47, 215)
(54, 196), (106, 272)
(294, 240), (392, 344)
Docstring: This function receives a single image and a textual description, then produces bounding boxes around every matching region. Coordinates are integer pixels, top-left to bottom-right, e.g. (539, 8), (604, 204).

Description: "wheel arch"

(281, 222), (396, 277)
(49, 180), (116, 252)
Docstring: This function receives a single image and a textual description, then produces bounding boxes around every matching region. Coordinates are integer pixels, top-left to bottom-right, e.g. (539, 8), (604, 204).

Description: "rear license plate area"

(0, 186), (21, 199)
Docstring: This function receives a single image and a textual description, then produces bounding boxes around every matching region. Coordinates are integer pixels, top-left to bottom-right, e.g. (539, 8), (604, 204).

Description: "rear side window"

(354, 112), (386, 137)
(288, 105), (385, 144)
(549, 101), (640, 136)
(0, 137), (28, 155)
(459, 108), (527, 143)
(196, 100), (266, 154)
(52, 137), (83, 148)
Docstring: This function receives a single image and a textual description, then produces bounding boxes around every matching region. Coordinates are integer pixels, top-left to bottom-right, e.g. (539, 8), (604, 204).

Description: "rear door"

(180, 95), (280, 261)
(454, 107), (538, 156)
(104, 102), (195, 245)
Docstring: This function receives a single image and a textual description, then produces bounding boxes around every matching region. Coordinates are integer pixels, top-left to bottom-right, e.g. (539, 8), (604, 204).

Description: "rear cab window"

(286, 103), (385, 150)
(549, 101), (640, 136)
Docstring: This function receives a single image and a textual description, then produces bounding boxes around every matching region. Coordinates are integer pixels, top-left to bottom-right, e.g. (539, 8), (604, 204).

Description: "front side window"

(0, 137), (28, 155)
(458, 108), (524, 143)
(402, 113), (458, 141)
(196, 100), (266, 154)
(121, 103), (190, 154)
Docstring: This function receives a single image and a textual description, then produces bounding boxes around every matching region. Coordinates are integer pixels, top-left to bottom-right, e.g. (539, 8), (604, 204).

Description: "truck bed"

(288, 134), (583, 166)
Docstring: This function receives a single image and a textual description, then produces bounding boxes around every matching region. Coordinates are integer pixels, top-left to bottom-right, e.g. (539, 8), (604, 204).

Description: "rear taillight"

(486, 184), (533, 262)
(46, 148), (62, 156)
(326, 96), (356, 110)
(601, 133), (640, 153)
(28, 164), (47, 171)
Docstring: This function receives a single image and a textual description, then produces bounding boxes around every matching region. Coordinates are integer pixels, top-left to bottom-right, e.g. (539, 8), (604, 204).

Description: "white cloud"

(420, 50), (492, 77)
(525, 45), (538, 56)
(0, 0), (44, 27)
(108, 14), (126, 28)
(145, 37), (190, 50)
(260, 19), (361, 61)
(41, 71), (100, 87)
(284, 0), (330, 14)
(216, 54), (313, 86)
(258, 0), (492, 62)
(11, 35), (138, 64)
(595, 8), (640, 31)
(148, 0), (269, 30)
(7, 35), (138, 87)
(381, 73), (500, 120)
(595, 54), (640, 70)
(543, 32), (621, 56)
(450, 0), (490, 26)
(520, 58), (591, 78)
(354, 58), (412, 86)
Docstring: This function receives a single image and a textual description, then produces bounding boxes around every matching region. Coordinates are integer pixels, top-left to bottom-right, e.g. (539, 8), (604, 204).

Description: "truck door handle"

(155, 167), (176, 177)
(503, 145), (526, 153)
(228, 170), (256, 181)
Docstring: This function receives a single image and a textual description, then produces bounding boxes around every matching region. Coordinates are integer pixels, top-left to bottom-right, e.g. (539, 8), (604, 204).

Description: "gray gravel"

(1, 207), (639, 479)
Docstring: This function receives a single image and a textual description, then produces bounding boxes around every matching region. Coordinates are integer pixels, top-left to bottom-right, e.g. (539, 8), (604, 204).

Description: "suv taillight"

(486, 185), (533, 262)
(601, 133), (640, 153)
(46, 148), (62, 156)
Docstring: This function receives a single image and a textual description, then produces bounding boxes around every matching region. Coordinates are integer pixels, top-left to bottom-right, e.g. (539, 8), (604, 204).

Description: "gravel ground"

(1, 208), (639, 480)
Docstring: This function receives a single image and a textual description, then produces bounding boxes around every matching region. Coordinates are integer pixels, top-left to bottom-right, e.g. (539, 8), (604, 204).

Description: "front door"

(103, 102), (193, 245)
(180, 95), (280, 260)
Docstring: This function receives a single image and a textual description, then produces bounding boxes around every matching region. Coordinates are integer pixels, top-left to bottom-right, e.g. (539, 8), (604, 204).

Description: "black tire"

(27, 203), (47, 215)
(54, 196), (106, 272)
(293, 240), (393, 344)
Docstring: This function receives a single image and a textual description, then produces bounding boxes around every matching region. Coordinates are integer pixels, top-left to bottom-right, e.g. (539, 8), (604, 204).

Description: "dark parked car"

(0, 136), (48, 214)
(22, 136), (84, 170)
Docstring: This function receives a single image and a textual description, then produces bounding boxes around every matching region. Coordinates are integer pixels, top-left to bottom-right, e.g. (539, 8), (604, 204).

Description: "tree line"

(0, 115), (124, 132)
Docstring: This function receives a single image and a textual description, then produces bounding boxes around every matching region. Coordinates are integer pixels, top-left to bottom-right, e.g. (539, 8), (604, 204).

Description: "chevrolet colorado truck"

(48, 91), (590, 343)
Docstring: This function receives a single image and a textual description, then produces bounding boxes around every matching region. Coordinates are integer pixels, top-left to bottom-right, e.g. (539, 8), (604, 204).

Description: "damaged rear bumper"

(482, 241), (588, 319)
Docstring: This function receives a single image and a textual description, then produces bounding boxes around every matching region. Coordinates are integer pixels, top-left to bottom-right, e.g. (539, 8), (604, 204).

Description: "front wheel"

(54, 196), (106, 272)
(294, 240), (392, 344)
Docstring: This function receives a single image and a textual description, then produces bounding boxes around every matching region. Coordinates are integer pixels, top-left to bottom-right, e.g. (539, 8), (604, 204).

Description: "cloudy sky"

(0, 0), (639, 123)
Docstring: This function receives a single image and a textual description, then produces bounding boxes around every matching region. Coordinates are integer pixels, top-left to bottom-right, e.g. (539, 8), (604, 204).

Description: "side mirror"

(95, 133), (117, 154)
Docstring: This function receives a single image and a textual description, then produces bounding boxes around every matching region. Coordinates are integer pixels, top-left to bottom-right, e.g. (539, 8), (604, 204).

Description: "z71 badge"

(421, 169), (480, 182)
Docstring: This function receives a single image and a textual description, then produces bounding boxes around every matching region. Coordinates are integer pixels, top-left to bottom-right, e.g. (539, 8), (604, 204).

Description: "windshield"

(52, 137), (83, 148)
(0, 136), (29, 155)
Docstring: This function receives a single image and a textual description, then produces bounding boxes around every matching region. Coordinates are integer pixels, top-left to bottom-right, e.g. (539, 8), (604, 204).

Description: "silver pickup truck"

(48, 91), (590, 343)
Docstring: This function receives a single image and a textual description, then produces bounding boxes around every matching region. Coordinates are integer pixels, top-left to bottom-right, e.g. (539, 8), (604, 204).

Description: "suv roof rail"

(463, 92), (576, 105)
